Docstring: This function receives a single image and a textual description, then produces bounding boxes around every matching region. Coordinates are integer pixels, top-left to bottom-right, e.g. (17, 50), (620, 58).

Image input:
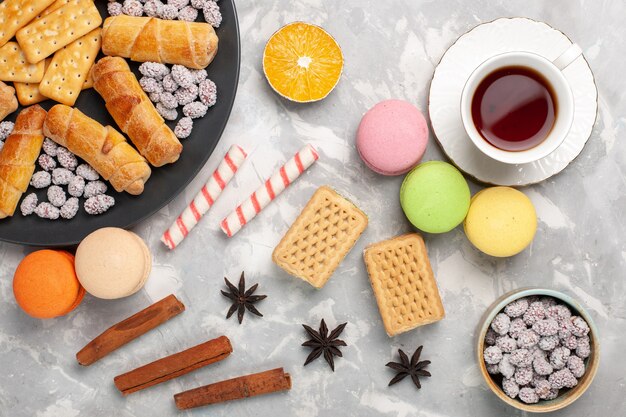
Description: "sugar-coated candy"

(532, 319), (559, 336)
(491, 313), (510, 335)
(538, 335), (559, 351)
(0, 121), (14, 140)
(190, 0), (207, 8)
(56, 147), (78, 170)
(530, 374), (547, 388)
(108, 1), (123, 15)
(171, 65), (195, 88)
(149, 92), (161, 103)
(485, 328), (498, 346)
(159, 92), (178, 109)
(162, 74), (179, 92)
(60, 197), (79, 220)
(159, 4), (178, 20)
(517, 329), (540, 348)
(190, 69), (208, 84)
(508, 318), (526, 339)
(483, 346), (503, 365)
(523, 301), (546, 326)
(533, 379), (552, 399)
(544, 387), (559, 400)
(35, 202), (60, 220)
(76, 164), (99, 181)
(31, 171), (52, 188)
(562, 335), (578, 350)
(139, 62), (170, 79)
(167, 0), (189, 9)
(518, 387), (539, 404)
(42, 138), (58, 157)
(47, 185), (67, 207)
(546, 304), (571, 322)
(549, 347), (570, 370)
(84, 181), (108, 199)
(502, 378), (519, 399)
(509, 349), (532, 368)
(202, 1), (221, 27)
(570, 316), (590, 337)
(174, 116), (193, 139)
(156, 102), (178, 120)
(496, 336), (517, 353)
(514, 366), (533, 386)
(38, 154), (57, 171)
(174, 85), (198, 105)
(144, 0), (163, 17)
(198, 78), (217, 106)
(177, 5), (197, 20)
(0, 141), (3, 152)
(68, 175), (85, 198)
(566, 355), (585, 378)
(504, 298), (529, 318)
(575, 336), (591, 358)
(549, 368), (577, 389)
(486, 363), (500, 375)
(531, 346), (547, 360)
(20, 193), (38, 216)
(122, 0), (144, 16)
(533, 355), (554, 376)
(84, 195), (115, 215)
(183, 101), (208, 119)
(498, 354), (515, 379)
(140, 76), (164, 94)
(52, 168), (73, 185)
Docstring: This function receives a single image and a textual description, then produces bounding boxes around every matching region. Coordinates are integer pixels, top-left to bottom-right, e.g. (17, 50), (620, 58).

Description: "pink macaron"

(356, 99), (428, 175)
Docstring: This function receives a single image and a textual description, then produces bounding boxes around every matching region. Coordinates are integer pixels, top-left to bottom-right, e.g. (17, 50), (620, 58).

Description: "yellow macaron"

(464, 187), (537, 257)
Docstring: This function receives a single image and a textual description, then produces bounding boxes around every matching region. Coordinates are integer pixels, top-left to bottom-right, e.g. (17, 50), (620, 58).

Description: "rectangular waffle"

(272, 186), (368, 288)
(364, 233), (445, 336)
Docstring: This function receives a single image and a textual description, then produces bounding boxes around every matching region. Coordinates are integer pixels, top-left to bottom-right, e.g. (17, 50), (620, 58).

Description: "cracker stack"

(272, 186), (368, 289)
(364, 233), (445, 336)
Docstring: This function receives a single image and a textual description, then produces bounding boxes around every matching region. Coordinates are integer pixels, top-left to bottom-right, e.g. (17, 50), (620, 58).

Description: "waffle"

(364, 233), (445, 336)
(272, 186), (368, 288)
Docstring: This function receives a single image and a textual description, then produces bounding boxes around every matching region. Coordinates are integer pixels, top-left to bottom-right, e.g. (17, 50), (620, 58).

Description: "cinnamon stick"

(174, 368), (292, 410)
(114, 335), (232, 395)
(76, 294), (185, 366)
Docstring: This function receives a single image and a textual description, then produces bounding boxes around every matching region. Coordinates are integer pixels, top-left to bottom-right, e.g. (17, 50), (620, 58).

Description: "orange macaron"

(13, 250), (85, 319)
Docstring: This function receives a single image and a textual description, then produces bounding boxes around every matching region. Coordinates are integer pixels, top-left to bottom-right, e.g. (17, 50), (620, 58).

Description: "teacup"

(460, 44), (582, 164)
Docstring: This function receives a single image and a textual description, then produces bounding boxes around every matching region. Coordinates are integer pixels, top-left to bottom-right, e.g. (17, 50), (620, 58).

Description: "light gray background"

(1, 0), (625, 416)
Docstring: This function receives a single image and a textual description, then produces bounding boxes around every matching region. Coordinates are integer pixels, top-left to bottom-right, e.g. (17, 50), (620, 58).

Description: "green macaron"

(400, 161), (470, 233)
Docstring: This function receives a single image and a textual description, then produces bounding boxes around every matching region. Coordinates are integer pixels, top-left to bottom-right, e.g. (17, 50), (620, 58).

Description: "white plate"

(428, 17), (598, 186)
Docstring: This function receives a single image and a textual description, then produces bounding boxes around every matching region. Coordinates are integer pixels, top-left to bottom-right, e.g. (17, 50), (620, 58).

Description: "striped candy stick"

(221, 144), (319, 237)
(161, 145), (247, 249)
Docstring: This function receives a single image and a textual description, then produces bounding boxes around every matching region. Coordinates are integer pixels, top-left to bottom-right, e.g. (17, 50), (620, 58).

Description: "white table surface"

(1, 0), (625, 416)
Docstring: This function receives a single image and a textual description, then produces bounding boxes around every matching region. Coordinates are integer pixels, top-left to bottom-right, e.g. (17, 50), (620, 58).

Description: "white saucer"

(428, 17), (598, 186)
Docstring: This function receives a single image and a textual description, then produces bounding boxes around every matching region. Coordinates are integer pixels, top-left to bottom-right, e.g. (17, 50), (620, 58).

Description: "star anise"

(386, 345), (431, 389)
(221, 272), (266, 324)
(302, 319), (347, 371)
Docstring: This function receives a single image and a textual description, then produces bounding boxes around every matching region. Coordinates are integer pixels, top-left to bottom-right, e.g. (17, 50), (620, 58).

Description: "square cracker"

(272, 186), (368, 288)
(0, 0), (55, 48)
(15, 59), (94, 105)
(0, 42), (45, 83)
(40, 0), (72, 16)
(16, 0), (102, 64)
(14, 58), (52, 105)
(39, 28), (101, 106)
(364, 233), (445, 337)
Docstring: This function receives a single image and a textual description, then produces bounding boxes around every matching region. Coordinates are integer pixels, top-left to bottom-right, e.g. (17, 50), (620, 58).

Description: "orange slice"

(263, 22), (343, 103)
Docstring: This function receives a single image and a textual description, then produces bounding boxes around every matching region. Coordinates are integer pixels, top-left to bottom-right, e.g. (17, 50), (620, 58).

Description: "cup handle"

(552, 43), (583, 71)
